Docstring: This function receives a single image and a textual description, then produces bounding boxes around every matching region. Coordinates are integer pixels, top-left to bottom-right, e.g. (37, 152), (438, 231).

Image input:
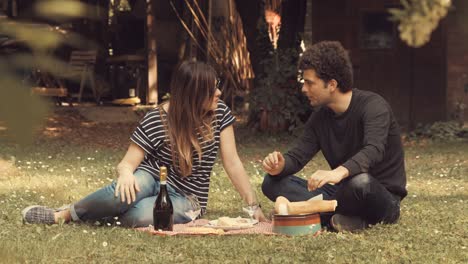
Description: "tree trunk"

(146, 0), (158, 104)
(234, 0), (262, 77)
(303, 0), (313, 49)
(206, 0), (212, 62)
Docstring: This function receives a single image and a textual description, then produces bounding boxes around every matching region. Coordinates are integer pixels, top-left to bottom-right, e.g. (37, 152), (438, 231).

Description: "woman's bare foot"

(54, 209), (72, 223)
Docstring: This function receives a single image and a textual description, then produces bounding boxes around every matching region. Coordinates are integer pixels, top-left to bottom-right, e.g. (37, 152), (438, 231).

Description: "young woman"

(22, 60), (266, 227)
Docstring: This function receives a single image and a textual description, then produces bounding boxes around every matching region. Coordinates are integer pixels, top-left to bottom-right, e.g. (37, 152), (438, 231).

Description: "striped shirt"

(130, 100), (235, 211)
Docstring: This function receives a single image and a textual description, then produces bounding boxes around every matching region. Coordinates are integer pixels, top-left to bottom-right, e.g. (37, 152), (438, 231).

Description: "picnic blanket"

(138, 219), (277, 236)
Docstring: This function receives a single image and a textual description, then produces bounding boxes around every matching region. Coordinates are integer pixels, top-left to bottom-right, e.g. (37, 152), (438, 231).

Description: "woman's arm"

(115, 142), (145, 204)
(219, 125), (267, 221)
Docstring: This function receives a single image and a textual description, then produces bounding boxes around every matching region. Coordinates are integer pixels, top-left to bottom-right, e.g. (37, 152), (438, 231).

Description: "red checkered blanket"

(138, 219), (278, 236)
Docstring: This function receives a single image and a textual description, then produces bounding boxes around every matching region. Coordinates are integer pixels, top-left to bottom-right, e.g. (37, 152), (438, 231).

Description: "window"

(360, 12), (395, 49)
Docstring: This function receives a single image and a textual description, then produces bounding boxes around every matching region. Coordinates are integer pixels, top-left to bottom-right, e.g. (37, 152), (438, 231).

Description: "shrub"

(408, 121), (468, 141)
(248, 48), (310, 133)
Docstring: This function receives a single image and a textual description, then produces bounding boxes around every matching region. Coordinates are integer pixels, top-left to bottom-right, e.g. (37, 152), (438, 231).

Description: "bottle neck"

(159, 166), (168, 183)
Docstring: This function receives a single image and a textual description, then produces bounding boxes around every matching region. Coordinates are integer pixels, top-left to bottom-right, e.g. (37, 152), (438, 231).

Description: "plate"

(205, 218), (258, 230)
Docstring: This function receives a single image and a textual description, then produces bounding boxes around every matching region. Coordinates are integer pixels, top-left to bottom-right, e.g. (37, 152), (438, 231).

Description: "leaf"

(0, 67), (50, 145)
(388, 8), (404, 19)
(51, 233), (62, 241)
(58, 217), (65, 227)
(0, 21), (63, 51)
(35, 0), (96, 21)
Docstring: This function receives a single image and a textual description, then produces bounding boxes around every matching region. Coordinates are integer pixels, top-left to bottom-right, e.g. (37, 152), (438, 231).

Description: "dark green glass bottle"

(153, 166), (173, 231)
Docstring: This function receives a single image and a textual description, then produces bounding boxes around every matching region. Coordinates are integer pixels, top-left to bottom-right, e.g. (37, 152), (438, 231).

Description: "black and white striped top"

(130, 100), (235, 211)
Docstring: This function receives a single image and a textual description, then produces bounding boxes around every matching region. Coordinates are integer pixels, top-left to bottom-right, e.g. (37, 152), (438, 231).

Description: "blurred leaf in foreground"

(0, 67), (50, 145)
(0, 0), (92, 144)
(389, 0), (452, 47)
(35, 0), (97, 21)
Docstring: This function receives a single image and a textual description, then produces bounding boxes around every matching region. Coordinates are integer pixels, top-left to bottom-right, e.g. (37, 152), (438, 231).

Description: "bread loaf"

(274, 196), (337, 215)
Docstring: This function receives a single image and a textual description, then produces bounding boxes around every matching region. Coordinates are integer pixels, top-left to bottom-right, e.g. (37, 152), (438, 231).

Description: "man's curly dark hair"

(298, 41), (353, 92)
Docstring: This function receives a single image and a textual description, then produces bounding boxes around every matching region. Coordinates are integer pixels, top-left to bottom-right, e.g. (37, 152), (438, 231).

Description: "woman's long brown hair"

(165, 60), (217, 177)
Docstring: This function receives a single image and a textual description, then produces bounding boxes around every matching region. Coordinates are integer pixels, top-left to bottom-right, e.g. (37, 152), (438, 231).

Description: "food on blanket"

(184, 227), (225, 235)
(217, 217), (252, 227)
(274, 196), (337, 215)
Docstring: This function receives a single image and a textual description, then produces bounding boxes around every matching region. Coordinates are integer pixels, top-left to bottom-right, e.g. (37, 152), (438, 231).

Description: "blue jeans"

(70, 169), (193, 227)
(262, 173), (401, 227)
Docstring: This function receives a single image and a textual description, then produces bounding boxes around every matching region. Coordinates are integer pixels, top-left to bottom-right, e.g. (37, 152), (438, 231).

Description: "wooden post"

(146, 0), (158, 104)
(8, 0), (18, 17)
(189, 0), (198, 59)
(206, 0), (212, 61)
(1, 1), (7, 15)
(303, 0), (313, 49)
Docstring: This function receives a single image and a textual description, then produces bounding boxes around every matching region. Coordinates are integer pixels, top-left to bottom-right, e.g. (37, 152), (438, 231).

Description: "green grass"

(0, 126), (467, 263)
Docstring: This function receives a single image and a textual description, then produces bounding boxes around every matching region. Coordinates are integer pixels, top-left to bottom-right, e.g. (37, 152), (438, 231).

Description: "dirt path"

(36, 106), (143, 150)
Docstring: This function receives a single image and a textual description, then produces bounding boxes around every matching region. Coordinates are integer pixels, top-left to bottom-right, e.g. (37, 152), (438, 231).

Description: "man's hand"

(307, 166), (349, 191)
(262, 151), (285, 176)
(115, 172), (141, 204)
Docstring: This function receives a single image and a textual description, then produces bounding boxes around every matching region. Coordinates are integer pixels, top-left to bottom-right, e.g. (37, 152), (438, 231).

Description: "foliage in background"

(0, 0), (92, 144)
(248, 48), (310, 132)
(169, 0), (254, 101)
(389, 0), (452, 47)
(248, 17), (309, 132)
(408, 121), (468, 141)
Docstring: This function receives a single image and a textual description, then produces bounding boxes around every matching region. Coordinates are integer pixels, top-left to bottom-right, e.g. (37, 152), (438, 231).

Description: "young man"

(261, 41), (407, 232)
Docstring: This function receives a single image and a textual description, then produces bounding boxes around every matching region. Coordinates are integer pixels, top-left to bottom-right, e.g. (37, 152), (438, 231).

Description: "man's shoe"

(331, 213), (367, 232)
(22, 205), (56, 224)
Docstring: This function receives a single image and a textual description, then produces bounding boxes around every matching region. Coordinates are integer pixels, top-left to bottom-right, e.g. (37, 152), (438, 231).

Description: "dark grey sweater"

(278, 89), (407, 199)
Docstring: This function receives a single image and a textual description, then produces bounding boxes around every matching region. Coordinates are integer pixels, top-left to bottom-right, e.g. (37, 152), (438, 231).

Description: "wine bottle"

(153, 166), (174, 231)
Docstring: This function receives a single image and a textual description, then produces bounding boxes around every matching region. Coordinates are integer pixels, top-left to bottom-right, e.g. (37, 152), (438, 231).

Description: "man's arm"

(308, 98), (392, 190)
(342, 98), (391, 176)
(276, 115), (321, 177)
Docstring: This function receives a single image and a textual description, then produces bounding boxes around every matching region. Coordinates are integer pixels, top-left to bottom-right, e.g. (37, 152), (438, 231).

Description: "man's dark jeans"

(262, 173), (401, 227)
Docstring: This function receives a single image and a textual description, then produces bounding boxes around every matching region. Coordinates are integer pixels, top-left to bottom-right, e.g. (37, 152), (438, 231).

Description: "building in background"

(1, 0), (467, 128)
(303, 0), (468, 128)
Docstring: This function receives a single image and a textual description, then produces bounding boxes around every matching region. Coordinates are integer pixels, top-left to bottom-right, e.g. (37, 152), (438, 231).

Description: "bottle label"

(160, 180), (167, 185)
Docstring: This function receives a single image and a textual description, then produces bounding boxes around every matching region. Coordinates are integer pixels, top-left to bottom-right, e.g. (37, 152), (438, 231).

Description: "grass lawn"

(0, 110), (467, 263)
